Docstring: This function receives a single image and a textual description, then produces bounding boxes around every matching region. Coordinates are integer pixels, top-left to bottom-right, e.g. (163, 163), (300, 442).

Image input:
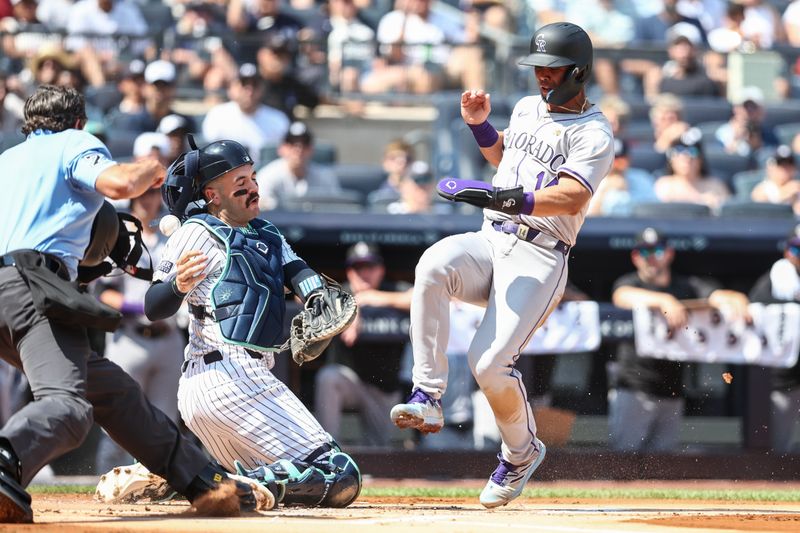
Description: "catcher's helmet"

(162, 138), (253, 219)
(518, 22), (593, 106)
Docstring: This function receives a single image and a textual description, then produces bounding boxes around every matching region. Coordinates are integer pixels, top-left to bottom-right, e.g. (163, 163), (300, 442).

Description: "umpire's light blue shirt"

(0, 128), (116, 280)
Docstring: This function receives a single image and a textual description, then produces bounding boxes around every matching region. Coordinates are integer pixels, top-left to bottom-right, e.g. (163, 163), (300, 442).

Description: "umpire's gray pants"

(0, 267), (208, 490)
(607, 388), (684, 453)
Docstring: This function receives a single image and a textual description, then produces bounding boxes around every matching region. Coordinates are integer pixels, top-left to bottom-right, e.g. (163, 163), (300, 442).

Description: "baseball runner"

(390, 22), (614, 508)
(144, 138), (360, 508)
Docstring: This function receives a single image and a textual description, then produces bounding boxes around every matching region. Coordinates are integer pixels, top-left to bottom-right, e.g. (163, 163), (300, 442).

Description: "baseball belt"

(181, 348), (264, 373)
(491, 221), (570, 255)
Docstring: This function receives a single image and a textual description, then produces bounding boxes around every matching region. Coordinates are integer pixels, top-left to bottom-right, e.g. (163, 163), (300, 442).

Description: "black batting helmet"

(162, 138), (253, 219)
(518, 22), (593, 106)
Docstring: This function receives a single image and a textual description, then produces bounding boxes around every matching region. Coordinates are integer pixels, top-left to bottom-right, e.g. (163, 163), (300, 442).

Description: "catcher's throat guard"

(186, 214), (287, 352)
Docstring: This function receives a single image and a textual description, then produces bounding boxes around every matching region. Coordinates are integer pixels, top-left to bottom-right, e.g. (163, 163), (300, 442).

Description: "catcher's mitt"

(290, 277), (357, 365)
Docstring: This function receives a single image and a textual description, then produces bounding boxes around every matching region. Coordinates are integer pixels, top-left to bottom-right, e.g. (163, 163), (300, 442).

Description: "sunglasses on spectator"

(635, 246), (666, 259)
(669, 145), (700, 158)
(788, 245), (800, 257)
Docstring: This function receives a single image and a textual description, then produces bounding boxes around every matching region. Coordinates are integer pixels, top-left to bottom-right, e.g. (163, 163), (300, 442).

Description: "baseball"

(159, 214), (181, 236)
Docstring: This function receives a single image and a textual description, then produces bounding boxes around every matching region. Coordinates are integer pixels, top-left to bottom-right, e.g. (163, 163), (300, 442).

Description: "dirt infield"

(4, 480), (800, 533)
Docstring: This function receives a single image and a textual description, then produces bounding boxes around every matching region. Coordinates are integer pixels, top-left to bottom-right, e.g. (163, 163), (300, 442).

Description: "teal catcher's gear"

(235, 451), (362, 508)
(186, 214), (286, 351)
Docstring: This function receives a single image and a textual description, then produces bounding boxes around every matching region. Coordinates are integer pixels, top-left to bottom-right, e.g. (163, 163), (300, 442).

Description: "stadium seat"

(278, 189), (365, 214)
(763, 103), (800, 128)
(718, 201), (796, 219)
(621, 121), (655, 143)
(704, 149), (754, 186)
(731, 170), (765, 200)
(259, 142), (337, 167)
(628, 146), (667, 173)
(775, 122), (800, 146)
(679, 98), (732, 125)
(105, 130), (140, 159)
(333, 164), (386, 197)
(695, 121), (726, 142)
(632, 202), (712, 218)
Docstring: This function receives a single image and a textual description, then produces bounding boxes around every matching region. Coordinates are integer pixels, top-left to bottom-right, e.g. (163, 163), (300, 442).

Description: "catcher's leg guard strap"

(274, 451), (361, 508)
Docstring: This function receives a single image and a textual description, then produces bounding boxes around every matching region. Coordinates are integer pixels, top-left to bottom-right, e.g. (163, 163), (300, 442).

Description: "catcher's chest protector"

(187, 214), (286, 351)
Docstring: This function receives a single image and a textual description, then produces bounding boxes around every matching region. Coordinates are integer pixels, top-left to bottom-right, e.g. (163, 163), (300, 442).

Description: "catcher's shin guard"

(236, 451), (361, 508)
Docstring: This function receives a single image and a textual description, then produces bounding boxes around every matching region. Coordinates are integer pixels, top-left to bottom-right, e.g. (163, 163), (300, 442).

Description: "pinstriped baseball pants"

(178, 355), (332, 473)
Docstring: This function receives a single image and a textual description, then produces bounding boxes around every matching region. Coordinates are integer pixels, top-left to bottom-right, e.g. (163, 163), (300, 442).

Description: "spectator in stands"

(256, 32), (320, 120)
(256, 120), (340, 210)
(226, 0), (304, 63)
(376, 160), (450, 214)
(114, 59), (145, 115)
(654, 129), (730, 211)
(751, 145), (800, 214)
(715, 86), (779, 158)
(110, 60), (195, 135)
(367, 139), (415, 202)
(634, 0), (706, 45)
(707, 1), (749, 53)
(609, 227), (750, 452)
(649, 93), (690, 153)
(156, 113), (192, 164)
(785, 0), (800, 47)
(1, 0), (65, 73)
(66, 0), (149, 67)
(132, 131), (171, 166)
(326, 0), (375, 93)
(361, 0), (483, 93)
(315, 242), (412, 447)
(597, 94), (630, 139)
(95, 186), (184, 472)
(202, 62), (289, 166)
(568, 0), (635, 96)
(645, 26), (719, 99)
(0, 73), (24, 149)
(738, 0), (786, 49)
(588, 138), (658, 216)
(749, 225), (800, 453)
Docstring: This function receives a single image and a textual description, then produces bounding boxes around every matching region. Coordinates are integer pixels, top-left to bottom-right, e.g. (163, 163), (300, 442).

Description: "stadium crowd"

(0, 0), (799, 475)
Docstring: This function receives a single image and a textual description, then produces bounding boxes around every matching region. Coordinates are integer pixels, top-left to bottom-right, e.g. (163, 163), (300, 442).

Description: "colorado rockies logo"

(535, 34), (546, 53)
(445, 180), (457, 190)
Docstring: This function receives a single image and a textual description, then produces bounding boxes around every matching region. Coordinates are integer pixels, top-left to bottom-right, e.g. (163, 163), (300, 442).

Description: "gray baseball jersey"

(153, 221), (331, 471)
(408, 97), (614, 466)
(490, 95), (614, 245)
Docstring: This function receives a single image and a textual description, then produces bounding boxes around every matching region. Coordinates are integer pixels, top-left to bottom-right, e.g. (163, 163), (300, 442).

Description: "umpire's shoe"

(479, 439), (546, 509)
(390, 389), (444, 434)
(0, 442), (33, 523)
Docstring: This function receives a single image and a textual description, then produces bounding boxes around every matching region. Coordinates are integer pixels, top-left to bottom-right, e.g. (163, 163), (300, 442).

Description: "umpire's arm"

(95, 158), (166, 200)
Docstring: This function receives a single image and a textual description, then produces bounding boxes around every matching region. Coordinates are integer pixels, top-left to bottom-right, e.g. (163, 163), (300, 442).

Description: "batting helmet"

(518, 22), (593, 106)
(162, 137), (253, 219)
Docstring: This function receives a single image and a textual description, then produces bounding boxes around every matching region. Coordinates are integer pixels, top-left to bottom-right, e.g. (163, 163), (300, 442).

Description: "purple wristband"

(522, 192), (535, 215)
(468, 121), (499, 148)
(120, 300), (144, 315)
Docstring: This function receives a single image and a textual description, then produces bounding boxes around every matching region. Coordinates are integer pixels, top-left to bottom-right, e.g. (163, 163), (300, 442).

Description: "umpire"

(0, 85), (254, 522)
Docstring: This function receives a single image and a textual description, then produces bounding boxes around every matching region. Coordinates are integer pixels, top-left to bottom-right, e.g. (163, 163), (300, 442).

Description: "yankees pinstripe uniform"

(153, 221), (331, 473)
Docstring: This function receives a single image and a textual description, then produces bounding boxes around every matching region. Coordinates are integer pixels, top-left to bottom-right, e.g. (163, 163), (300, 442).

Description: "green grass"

(27, 484), (800, 502)
(29, 484), (95, 495)
(361, 486), (800, 502)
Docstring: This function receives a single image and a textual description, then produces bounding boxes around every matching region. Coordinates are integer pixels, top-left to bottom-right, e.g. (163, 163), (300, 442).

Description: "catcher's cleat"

(479, 439), (546, 509)
(0, 444), (32, 523)
(390, 389), (444, 434)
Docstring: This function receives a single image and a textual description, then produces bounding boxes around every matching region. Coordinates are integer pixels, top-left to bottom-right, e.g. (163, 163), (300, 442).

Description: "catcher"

(138, 138), (360, 508)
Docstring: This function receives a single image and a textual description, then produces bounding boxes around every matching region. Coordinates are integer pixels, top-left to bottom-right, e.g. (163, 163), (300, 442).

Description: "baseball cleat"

(390, 389), (444, 433)
(479, 439), (546, 509)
